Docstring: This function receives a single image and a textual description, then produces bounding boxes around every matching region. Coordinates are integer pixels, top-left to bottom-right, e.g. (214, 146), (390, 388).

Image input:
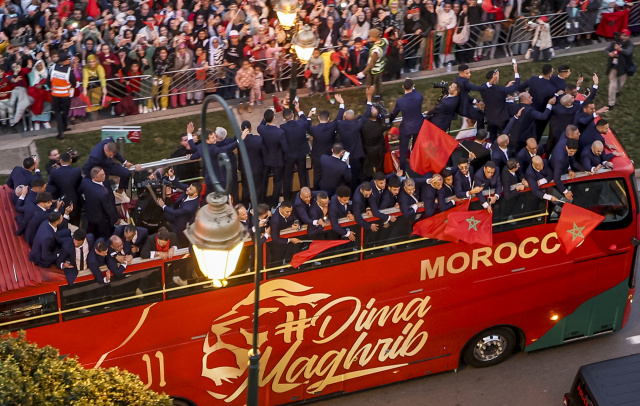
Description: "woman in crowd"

(82, 54), (107, 116)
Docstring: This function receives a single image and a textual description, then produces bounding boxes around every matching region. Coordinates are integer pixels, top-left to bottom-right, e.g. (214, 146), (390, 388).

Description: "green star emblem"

(466, 216), (480, 231)
(567, 222), (585, 242)
(422, 141), (440, 160)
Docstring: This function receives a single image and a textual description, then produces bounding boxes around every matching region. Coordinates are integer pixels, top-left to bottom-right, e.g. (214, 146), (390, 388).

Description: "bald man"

(515, 137), (544, 174)
(525, 156), (559, 202)
(491, 134), (511, 173)
(512, 91), (555, 150)
(294, 186), (321, 229)
(581, 140), (615, 173)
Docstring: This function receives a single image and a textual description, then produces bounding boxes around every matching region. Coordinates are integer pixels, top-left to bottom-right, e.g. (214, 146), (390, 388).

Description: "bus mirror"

(631, 237), (640, 246)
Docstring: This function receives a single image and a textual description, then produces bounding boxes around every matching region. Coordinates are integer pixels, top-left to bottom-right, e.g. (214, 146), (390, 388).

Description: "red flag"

(444, 208), (493, 246)
(57, 1), (74, 19)
(555, 203), (605, 253)
(290, 240), (350, 268)
(102, 94), (114, 108)
(410, 119), (459, 175)
(78, 92), (91, 108)
(413, 200), (470, 242)
(86, 0), (100, 19)
(595, 9), (629, 38)
(273, 96), (283, 113)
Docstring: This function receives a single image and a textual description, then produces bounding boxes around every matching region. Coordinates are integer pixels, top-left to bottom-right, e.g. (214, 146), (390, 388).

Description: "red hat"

(538, 16), (548, 22)
(327, 0), (336, 5)
(389, 127), (400, 135)
(621, 28), (631, 35)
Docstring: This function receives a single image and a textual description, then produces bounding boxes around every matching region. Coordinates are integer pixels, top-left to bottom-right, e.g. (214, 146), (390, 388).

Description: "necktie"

(79, 246), (85, 271)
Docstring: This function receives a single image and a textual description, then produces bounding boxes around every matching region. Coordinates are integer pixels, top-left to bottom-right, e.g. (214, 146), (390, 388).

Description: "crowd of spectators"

(6, 48), (631, 281)
(1, 0), (635, 132)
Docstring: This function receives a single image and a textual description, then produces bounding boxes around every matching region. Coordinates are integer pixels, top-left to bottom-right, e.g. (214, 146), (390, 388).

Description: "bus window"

(548, 178), (632, 230)
(492, 190), (547, 233)
(60, 267), (163, 321)
(363, 215), (445, 259)
(0, 293), (58, 331)
(266, 230), (361, 279)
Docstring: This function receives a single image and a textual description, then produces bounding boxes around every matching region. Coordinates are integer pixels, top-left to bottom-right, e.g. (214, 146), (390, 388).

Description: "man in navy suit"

(438, 169), (460, 212)
(512, 92), (555, 149)
(525, 156), (559, 202)
(491, 134), (511, 173)
(87, 239), (126, 284)
(519, 64), (558, 138)
(80, 167), (120, 240)
(293, 187), (321, 229)
(317, 143), (352, 197)
(581, 140), (615, 173)
(454, 158), (484, 199)
(47, 152), (82, 226)
(81, 137), (135, 200)
(269, 201), (303, 265)
(336, 86), (374, 189)
(390, 79), (425, 173)
(551, 125), (580, 159)
(29, 212), (65, 268)
(58, 228), (94, 285)
(114, 224), (148, 257)
(500, 158), (528, 218)
(380, 175), (402, 210)
(258, 109), (288, 207)
(307, 192), (330, 239)
(454, 64), (485, 125)
(7, 156), (42, 206)
(19, 191), (57, 239)
(398, 178), (423, 220)
(473, 161), (502, 212)
(352, 182), (379, 232)
(578, 118), (614, 153)
(369, 173), (397, 224)
(281, 102), (310, 201)
(25, 196), (71, 247)
(516, 138), (543, 174)
(550, 138), (585, 201)
(427, 82), (460, 132)
(211, 127), (240, 204)
(239, 121), (265, 205)
(574, 101), (608, 144)
(329, 186), (356, 241)
(479, 64), (521, 140)
(15, 179), (47, 235)
(158, 169), (202, 247)
(420, 174), (443, 218)
(307, 97), (345, 189)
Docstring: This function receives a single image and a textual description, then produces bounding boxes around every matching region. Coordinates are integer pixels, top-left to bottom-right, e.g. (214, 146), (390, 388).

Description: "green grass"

(28, 48), (639, 181)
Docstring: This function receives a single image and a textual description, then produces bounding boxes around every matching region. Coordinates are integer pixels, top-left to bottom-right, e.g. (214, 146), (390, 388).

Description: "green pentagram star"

(567, 222), (586, 242)
(466, 216), (480, 231)
(422, 141), (440, 160)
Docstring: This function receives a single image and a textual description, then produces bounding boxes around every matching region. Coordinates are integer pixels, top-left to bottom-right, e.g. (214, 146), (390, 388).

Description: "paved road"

(316, 274), (640, 406)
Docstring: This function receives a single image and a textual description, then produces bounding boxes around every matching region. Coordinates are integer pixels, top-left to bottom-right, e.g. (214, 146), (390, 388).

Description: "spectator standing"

(605, 29), (634, 109)
(235, 59), (255, 113)
(48, 52), (76, 140)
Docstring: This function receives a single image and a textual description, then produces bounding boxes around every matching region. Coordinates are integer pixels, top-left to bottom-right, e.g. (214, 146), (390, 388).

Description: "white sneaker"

(161, 107), (167, 111)
(173, 276), (188, 286)
(138, 105), (143, 114)
(43, 122), (51, 129)
(143, 106), (149, 114)
(33, 122), (40, 131)
(111, 106), (116, 116)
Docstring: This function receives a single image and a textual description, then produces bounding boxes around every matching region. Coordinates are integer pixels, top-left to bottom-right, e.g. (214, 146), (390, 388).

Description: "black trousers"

(283, 156), (308, 201)
(264, 165), (284, 207)
(349, 157), (364, 191)
(399, 134), (415, 172)
(52, 96), (71, 137)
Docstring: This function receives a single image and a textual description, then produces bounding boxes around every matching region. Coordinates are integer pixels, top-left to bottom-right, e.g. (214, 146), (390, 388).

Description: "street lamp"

(184, 94), (262, 406)
(275, 0), (318, 102)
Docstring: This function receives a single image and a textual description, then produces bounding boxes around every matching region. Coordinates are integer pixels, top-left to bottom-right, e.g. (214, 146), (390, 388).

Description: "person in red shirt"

(0, 66), (16, 125)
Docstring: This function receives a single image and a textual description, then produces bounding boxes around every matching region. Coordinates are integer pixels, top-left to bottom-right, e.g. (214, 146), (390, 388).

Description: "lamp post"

(275, 0), (319, 103)
(183, 94), (262, 406)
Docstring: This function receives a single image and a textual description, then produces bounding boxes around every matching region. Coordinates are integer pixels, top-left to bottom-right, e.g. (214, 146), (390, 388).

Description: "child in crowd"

(235, 59), (255, 113)
(252, 65), (264, 106)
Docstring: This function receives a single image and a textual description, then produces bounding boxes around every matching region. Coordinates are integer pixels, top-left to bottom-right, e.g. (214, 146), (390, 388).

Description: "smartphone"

(511, 58), (516, 65)
(310, 107), (316, 114)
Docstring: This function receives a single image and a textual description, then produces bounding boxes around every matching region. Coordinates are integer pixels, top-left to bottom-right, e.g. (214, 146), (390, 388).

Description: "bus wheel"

(171, 397), (198, 406)
(463, 327), (516, 368)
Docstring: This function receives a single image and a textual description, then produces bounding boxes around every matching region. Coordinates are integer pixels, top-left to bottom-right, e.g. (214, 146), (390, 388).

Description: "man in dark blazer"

(398, 178), (423, 220)
(281, 102), (310, 201)
(58, 228), (94, 285)
(574, 101), (607, 138)
(308, 98), (345, 189)
(390, 79), (425, 173)
(335, 86), (374, 189)
(258, 109), (289, 207)
(479, 65), (521, 140)
(16, 181), (47, 236)
(491, 134), (512, 173)
(352, 182), (378, 232)
(501, 158), (527, 218)
(581, 140), (615, 173)
(21, 191), (58, 239)
(7, 156), (42, 206)
(460, 129), (491, 172)
(518, 64), (558, 138)
(525, 156), (559, 202)
(516, 138), (544, 175)
(551, 125), (581, 159)
(80, 167), (120, 240)
(81, 137), (134, 197)
(25, 197), (70, 247)
(512, 92), (555, 149)
(427, 82), (460, 132)
(473, 161), (502, 211)
(419, 174), (443, 218)
(114, 224), (148, 257)
(550, 138), (585, 201)
(317, 143), (352, 197)
(454, 64), (485, 125)
(47, 152), (82, 226)
(438, 169), (459, 212)
(158, 171), (202, 247)
(307, 192), (330, 239)
(269, 201), (303, 265)
(454, 158), (483, 199)
(369, 173), (397, 224)
(380, 175), (402, 210)
(140, 228), (180, 260)
(88, 238), (128, 284)
(328, 186), (356, 240)
(238, 121), (265, 205)
(29, 212), (66, 268)
(293, 187), (321, 229)
(578, 117), (612, 153)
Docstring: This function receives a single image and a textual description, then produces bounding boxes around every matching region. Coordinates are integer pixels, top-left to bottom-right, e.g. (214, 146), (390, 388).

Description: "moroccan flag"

(86, 0), (100, 18)
(555, 203), (605, 253)
(444, 208), (493, 246)
(595, 9), (629, 38)
(413, 200), (470, 242)
(57, 1), (74, 19)
(290, 240), (350, 268)
(410, 119), (459, 175)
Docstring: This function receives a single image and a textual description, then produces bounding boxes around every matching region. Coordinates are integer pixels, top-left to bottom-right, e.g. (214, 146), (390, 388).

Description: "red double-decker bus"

(0, 132), (637, 405)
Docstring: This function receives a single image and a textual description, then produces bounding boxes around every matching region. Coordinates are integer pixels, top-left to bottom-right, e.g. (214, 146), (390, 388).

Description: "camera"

(136, 178), (172, 197)
(372, 99), (392, 129)
(433, 80), (449, 102)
